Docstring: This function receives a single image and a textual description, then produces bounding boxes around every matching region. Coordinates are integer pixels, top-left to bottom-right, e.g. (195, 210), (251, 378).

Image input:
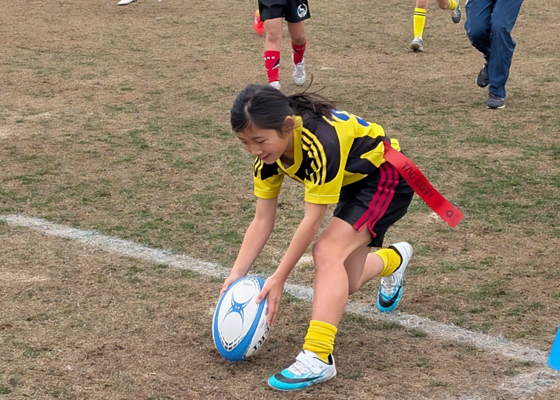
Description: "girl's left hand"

(255, 272), (286, 326)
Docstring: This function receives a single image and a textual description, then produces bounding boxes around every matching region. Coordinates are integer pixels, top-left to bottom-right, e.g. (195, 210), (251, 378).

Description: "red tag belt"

(384, 145), (464, 228)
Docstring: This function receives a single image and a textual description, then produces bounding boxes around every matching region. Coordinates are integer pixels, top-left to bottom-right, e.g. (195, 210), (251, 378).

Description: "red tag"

(384, 145), (464, 227)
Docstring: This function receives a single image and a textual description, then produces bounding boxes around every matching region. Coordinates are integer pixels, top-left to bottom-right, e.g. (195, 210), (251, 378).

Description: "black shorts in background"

(258, 0), (311, 23)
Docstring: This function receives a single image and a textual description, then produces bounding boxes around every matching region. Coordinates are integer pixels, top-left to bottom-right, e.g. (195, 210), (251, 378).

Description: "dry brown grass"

(0, 228), (550, 399)
(1, 0), (559, 398)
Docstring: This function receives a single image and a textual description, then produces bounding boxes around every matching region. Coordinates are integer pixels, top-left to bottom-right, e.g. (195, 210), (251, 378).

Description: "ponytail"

(286, 92), (335, 123)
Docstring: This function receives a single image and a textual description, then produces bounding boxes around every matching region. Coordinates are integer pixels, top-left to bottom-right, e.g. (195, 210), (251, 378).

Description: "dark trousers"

(464, 0), (524, 99)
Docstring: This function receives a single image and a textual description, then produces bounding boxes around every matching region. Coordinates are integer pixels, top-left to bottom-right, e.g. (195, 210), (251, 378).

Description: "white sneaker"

(268, 350), (336, 391)
(377, 242), (413, 312)
(117, 0), (137, 5)
(409, 37), (424, 52)
(269, 81), (281, 90)
(292, 56), (306, 86)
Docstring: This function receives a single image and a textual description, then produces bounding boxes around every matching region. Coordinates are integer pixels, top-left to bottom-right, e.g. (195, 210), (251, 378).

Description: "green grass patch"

(0, 385), (12, 394)
(408, 328), (427, 338)
(128, 129), (149, 149)
(282, 291), (303, 304)
(468, 279), (510, 301)
(179, 269), (199, 279)
(416, 356), (430, 368)
(49, 388), (65, 398)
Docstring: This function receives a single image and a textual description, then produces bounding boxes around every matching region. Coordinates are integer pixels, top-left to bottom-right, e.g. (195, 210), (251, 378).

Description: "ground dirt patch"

(1, 0), (559, 398)
(0, 228), (557, 399)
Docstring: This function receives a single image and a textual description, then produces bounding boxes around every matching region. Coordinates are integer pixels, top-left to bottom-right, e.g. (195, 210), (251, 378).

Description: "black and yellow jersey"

(253, 111), (402, 205)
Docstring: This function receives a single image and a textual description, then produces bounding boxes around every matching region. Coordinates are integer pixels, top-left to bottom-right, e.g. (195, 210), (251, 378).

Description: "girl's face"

(237, 119), (293, 164)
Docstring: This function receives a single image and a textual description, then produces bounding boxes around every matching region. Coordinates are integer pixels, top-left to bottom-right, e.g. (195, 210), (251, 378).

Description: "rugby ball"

(212, 276), (269, 362)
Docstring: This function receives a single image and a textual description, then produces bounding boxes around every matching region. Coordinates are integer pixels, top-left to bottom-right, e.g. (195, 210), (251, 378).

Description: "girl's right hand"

(220, 271), (246, 296)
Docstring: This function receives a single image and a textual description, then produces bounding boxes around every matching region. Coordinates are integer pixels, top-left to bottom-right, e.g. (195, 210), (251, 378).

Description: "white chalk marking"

(2, 214), (558, 396)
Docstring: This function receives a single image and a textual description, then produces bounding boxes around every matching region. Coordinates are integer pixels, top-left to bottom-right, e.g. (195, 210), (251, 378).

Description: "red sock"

(292, 42), (306, 65)
(264, 51), (280, 83)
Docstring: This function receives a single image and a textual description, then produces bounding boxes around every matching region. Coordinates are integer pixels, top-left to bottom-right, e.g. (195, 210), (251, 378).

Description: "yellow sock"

(302, 320), (337, 363)
(375, 248), (402, 277)
(448, 0), (458, 10)
(413, 8), (427, 39)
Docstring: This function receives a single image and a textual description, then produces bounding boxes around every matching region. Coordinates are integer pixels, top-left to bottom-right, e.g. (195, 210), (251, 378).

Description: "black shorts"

(333, 162), (414, 248)
(258, 0), (311, 23)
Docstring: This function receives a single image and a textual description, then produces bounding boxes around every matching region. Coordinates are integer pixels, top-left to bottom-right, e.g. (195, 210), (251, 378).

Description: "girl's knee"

(290, 33), (306, 46)
(312, 240), (339, 271)
(312, 240), (328, 266)
(435, 0), (448, 10)
(264, 21), (282, 43)
(265, 31), (282, 44)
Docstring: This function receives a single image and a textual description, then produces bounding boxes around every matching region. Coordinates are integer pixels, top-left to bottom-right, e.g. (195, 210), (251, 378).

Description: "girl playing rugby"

(221, 84), (414, 390)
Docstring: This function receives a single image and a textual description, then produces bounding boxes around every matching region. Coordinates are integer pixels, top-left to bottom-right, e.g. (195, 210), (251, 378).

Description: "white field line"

(2, 214), (559, 396)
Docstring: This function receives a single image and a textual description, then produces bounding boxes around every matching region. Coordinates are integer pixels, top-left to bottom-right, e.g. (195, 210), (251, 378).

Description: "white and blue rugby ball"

(212, 276), (270, 362)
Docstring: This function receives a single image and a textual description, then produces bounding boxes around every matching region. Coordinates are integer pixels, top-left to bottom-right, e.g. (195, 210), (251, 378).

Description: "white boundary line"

(2, 214), (559, 396)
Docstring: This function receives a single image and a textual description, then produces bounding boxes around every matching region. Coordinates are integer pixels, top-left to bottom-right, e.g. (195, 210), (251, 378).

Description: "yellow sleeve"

(253, 158), (285, 199)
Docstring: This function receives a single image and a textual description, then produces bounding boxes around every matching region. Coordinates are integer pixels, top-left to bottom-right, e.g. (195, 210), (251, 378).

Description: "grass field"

(1, 0), (559, 399)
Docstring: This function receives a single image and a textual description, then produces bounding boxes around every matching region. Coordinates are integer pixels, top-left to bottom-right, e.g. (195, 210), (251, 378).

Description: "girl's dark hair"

(230, 84), (335, 133)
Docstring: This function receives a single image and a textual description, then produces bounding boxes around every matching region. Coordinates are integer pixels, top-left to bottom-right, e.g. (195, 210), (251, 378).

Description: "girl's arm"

(220, 197), (278, 294)
(257, 202), (328, 325)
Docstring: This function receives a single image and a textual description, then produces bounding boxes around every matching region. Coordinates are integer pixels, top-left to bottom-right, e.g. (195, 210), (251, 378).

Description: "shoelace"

(294, 63), (304, 74)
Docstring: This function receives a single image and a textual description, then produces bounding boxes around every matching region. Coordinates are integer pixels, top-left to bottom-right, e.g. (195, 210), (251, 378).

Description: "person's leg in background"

(486, 0), (524, 101)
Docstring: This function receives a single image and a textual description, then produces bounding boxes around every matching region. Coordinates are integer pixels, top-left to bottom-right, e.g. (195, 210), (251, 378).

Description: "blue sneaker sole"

(268, 374), (334, 391)
(377, 286), (403, 313)
(268, 379), (317, 391)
